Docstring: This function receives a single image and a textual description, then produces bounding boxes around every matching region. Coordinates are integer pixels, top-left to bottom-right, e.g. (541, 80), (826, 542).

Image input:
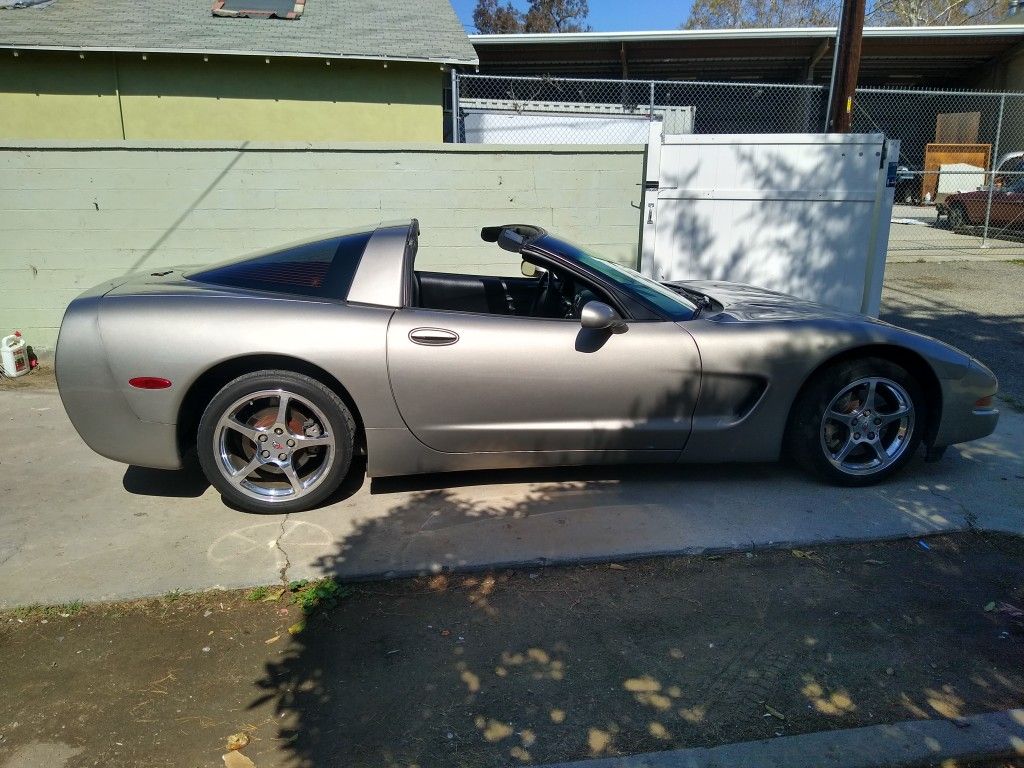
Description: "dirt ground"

(2, 532), (1023, 768)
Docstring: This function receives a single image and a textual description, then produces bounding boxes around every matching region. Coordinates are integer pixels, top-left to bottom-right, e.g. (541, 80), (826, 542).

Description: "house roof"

(0, 0), (479, 65)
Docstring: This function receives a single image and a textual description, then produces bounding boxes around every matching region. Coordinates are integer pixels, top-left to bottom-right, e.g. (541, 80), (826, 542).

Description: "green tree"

(683, 0), (1006, 27)
(473, 0), (525, 33)
(865, 0), (1007, 24)
(524, 0), (592, 31)
(684, 0), (838, 28)
(472, 0), (590, 33)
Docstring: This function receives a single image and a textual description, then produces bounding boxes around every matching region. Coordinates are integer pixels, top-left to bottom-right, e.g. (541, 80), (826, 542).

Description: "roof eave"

(0, 42), (478, 66)
(469, 24), (1024, 45)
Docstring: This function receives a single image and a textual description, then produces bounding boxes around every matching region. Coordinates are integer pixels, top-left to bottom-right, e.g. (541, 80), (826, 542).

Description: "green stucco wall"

(0, 51), (444, 142)
(0, 142), (646, 350)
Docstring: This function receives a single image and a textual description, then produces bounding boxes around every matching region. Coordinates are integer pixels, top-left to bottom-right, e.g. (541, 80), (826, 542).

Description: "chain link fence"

(453, 72), (1024, 259)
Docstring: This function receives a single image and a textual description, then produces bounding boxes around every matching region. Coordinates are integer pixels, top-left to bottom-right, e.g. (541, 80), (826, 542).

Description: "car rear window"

(188, 231), (372, 299)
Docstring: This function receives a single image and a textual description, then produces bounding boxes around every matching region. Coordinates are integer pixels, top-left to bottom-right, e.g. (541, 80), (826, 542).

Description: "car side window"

(189, 232), (372, 299)
(412, 262), (613, 320)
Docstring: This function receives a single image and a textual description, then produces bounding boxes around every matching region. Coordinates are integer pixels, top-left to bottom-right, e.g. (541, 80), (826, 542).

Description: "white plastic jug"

(1, 331), (29, 378)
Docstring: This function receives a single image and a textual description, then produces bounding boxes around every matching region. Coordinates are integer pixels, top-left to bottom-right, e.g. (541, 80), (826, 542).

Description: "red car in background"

(940, 165), (1024, 232)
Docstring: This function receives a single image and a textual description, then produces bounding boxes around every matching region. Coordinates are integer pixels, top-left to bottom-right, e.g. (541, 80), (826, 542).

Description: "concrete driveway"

(1, 387), (1021, 608)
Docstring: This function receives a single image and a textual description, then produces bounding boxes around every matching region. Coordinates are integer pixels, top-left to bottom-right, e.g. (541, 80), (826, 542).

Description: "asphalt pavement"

(882, 260), (1024, 406)
(1, 385), (1021, 608)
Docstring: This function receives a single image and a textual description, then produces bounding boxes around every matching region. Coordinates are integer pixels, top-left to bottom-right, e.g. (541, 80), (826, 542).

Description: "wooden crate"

(922, 143), (991, 202)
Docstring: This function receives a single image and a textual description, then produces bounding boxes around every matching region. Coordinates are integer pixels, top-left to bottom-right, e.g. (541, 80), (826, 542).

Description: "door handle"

(409, 327), (459, 346)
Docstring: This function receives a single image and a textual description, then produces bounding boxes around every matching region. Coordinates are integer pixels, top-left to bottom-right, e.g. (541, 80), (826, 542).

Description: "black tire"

(948, 204), (969, 231)
(787, 357), (926, 487)
(197, 370), (355, 514)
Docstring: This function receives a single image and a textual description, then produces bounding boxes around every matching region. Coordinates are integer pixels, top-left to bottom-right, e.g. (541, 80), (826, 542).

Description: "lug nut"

(854, 432), (861, 439)
(874, 417), (882, 425)
(258, 434), (268, 442)
(261, 450), (271, 458)
(287, 439), (296, 447)
(278, 453), (287, 460)
(868, 432), (876, 439)
(274, 427), (284, 435)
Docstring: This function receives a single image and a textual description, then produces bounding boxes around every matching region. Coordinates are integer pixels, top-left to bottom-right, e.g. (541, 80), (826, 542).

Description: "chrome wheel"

(819, 377), (915, 477)
(214, 389), (336, 502)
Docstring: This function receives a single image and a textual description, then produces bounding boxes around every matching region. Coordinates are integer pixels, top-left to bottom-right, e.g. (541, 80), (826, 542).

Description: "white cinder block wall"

(0, 142), (645, 350)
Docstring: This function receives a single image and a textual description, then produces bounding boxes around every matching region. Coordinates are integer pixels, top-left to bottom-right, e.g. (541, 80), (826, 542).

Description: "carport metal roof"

(470, 25), (1024, 86)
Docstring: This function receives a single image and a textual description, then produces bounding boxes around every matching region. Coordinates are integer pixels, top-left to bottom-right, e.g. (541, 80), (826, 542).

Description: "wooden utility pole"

(827, 0), (866, 132)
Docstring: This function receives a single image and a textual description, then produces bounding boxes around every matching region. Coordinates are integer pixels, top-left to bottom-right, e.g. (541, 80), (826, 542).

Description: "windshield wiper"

(666, 284), (713, 317)
(691, 293), (713, 318)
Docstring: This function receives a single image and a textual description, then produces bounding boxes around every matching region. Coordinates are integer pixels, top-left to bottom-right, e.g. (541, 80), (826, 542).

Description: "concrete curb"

(536, 709), (1024, 768)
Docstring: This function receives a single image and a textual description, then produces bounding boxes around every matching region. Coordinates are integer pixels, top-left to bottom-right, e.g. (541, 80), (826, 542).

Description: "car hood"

(666, 280), (883, 324)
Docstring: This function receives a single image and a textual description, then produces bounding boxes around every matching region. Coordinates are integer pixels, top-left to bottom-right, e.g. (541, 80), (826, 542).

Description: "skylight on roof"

(211, 0), (305, 19)
(0, 0), (55, 8)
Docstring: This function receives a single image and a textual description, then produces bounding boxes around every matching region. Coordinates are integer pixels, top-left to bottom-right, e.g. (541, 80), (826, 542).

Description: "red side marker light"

(129, 376), (172, 390)
(975, 395), (993, 408)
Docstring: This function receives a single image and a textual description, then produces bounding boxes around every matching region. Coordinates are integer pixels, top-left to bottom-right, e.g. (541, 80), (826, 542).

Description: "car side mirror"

(580, 300), (627, 333)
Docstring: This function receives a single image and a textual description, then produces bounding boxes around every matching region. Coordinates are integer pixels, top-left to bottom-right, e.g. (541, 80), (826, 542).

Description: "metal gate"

(453, 73), (1024, 263)
(639, 124), (898, 315)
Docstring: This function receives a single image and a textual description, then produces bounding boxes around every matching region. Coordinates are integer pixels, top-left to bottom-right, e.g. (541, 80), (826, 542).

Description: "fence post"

(649, 81), (655, 121)
(981, 93), (1005, 248)
(450, 68), (460, 144)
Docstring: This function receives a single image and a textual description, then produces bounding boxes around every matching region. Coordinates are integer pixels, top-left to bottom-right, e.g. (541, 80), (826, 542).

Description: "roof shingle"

(0, 0), (478, 65)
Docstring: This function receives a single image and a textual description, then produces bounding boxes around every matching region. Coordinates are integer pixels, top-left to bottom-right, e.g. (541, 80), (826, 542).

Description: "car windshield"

(537, 234), (696, 320)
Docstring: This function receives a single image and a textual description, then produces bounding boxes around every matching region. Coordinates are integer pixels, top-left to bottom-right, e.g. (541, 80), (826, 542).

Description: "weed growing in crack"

(289, 577), (351, 615)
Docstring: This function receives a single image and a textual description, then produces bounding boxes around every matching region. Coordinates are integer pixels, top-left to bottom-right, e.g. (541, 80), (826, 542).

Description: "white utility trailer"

(460, 99), (694, 144)
(639, 124), (899, 315)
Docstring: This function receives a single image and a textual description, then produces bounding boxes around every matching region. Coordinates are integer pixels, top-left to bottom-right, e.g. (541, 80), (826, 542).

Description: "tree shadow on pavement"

(248, 495), (1024, 767)
(880, 264), (1024, 406)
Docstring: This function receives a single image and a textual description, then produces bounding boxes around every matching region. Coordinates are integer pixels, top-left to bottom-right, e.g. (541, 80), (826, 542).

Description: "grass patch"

(245, 585), (270, 602)
(11, 601), (84, 619)
(1007, 259), (1024, 266)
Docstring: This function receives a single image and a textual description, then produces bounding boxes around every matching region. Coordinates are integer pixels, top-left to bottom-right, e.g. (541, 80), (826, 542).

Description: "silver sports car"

(56, 220), (999, 514)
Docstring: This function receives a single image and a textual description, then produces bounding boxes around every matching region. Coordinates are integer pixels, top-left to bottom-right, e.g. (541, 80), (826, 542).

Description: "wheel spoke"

(868, 438), (889, 464)
(275, 393), (291, 427)
(833, 439), (857, 463)
(863, 379), (878, 411)
(294, 434), (332, 450)
(229, 455), (262, 485)
(223, 416), (263, 444)
(281, 463), (303, 495)
(827, 405), (853, 421)
(879, 405), (910, 426)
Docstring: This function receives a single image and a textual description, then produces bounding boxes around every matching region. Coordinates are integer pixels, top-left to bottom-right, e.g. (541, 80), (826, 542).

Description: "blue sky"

(449, 0), (696, 33)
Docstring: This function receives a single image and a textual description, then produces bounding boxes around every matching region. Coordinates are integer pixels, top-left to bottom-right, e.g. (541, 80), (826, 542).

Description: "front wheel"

(197, 370), (355, 513)
(787, 358), (925, 486)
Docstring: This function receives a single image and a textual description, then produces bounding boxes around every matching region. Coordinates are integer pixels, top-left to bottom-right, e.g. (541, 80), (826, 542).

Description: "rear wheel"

(197, 370), (355, 513)
(948, 203), (969, 231)
(788, 358), (925, 486)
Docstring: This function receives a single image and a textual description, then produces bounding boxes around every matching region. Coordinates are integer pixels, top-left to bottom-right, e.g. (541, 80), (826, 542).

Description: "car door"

(386, 309), (702, 455)
(992, 179), (1024, 228)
